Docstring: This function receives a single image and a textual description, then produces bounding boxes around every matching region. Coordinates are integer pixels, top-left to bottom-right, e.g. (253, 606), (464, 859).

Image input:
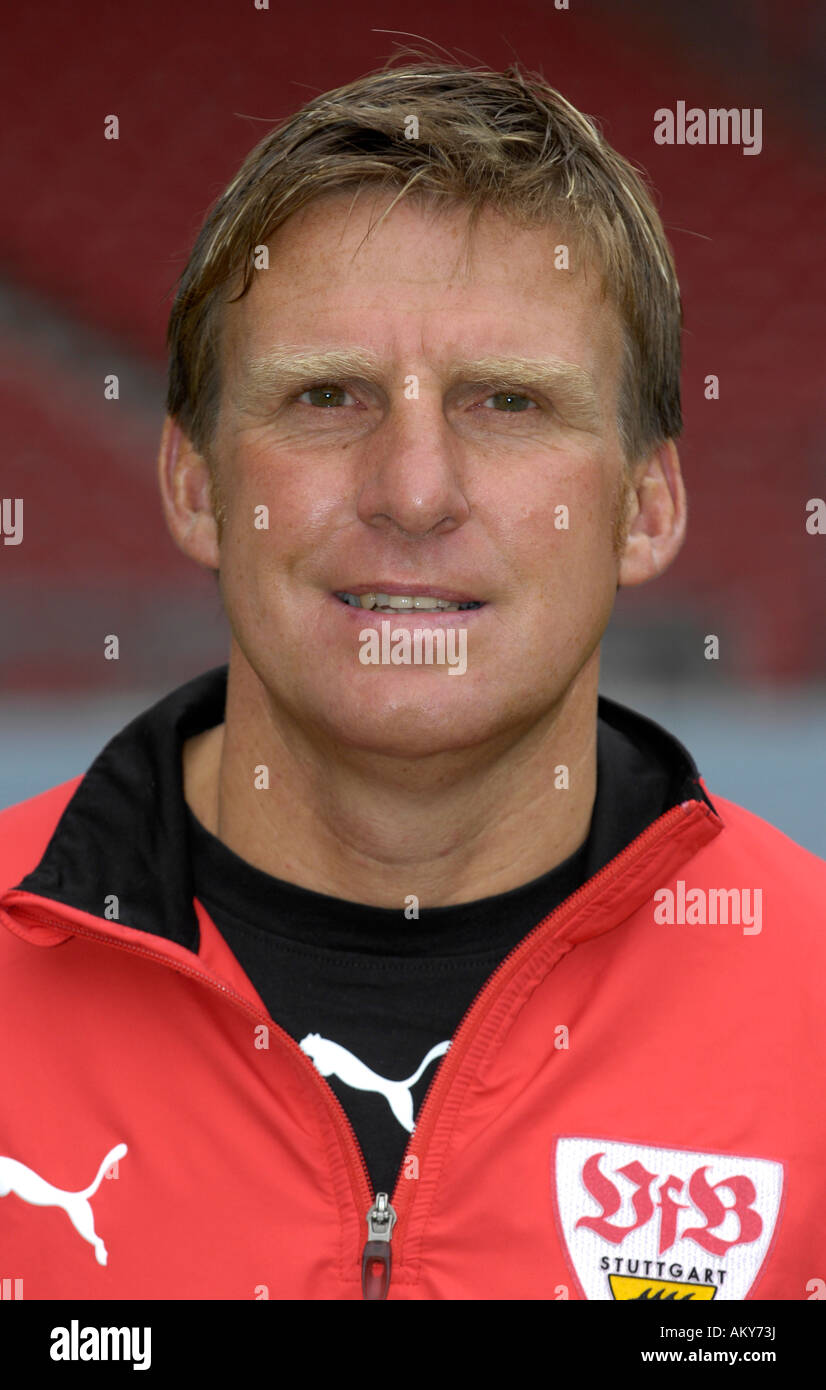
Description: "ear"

(157, 416), (221, 570)
(617, 438), (687, 587)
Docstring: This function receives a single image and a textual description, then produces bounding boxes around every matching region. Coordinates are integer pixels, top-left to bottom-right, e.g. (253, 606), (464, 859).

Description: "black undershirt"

(186, 714), (678, 1198)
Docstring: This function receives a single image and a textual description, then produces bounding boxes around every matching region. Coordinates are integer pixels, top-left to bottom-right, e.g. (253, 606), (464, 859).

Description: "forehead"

(220, 192), (623, 393)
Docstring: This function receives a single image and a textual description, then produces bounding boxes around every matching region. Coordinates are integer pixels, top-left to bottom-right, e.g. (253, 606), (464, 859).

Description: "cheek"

(565, 462), (619, 565)
(492, 458), (616, 589)
(221, 447), (349, 563)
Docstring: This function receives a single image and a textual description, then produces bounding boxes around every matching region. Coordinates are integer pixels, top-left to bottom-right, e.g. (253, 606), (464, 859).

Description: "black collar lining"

(16, 665), (714, 951)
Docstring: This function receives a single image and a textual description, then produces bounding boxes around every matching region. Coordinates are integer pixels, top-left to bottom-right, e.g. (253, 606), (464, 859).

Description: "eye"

(297, 384), (356, 408)
(481, 392), (537, 412)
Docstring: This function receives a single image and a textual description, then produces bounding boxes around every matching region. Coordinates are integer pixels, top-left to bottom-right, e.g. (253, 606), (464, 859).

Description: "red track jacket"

(0, 695), (824, 1300)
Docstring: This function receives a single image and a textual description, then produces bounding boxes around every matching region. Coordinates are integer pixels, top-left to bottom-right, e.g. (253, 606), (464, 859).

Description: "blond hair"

(166, 53), (682, 464)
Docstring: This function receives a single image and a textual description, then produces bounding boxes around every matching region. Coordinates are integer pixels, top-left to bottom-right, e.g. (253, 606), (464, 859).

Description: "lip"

(333, 583), (484, 603)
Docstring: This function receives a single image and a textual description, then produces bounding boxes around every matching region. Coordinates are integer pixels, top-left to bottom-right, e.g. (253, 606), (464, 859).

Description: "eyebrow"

(235, 347), (602, 429)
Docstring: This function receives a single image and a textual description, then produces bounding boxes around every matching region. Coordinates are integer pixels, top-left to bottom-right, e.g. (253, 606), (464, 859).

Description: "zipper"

(362, 1192), (397, 1300)
(0, 797), (715, 1300)
(382, 800), (715, 1263)
(363, 800), (710, 1297)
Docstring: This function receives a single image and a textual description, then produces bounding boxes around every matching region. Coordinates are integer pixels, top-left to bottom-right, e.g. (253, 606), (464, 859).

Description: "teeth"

(341, 592), (480, 612)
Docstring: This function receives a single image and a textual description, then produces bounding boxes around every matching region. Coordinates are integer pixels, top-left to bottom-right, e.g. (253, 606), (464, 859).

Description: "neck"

(183, 654), (600, 908)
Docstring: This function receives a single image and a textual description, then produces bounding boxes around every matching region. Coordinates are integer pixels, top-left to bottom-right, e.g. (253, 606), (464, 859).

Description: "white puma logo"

(0, 1143), (127, 1266)
(300, 1034), (450, 1133)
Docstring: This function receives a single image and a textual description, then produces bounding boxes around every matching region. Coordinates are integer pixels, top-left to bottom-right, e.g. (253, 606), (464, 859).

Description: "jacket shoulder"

(0, 777), (82, 893)
(702, 789), (825, 906)
(710, 792), (823, 864)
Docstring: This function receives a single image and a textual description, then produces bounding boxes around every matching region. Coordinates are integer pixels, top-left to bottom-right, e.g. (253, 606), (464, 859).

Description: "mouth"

(334, 586), (484, 613)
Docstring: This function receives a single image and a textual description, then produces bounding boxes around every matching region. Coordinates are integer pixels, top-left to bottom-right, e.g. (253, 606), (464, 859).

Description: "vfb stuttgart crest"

(552, 1138), (784, 1300)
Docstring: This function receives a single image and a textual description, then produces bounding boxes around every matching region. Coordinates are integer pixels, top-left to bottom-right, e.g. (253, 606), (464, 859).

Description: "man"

(0, 59), (823, 1302)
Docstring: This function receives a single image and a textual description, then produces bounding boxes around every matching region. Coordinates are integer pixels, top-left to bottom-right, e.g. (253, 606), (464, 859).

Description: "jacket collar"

(12, 664), (717, 952)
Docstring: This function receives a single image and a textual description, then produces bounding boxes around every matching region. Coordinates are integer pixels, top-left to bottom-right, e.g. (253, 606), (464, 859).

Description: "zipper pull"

(361, 1192), (397, 1300)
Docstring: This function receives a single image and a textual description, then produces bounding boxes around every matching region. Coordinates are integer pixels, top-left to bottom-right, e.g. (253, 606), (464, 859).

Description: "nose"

(355, 396), (471, 539)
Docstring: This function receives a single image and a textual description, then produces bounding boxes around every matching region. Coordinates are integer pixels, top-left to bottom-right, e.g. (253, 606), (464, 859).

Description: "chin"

(310, 684), (506, 757)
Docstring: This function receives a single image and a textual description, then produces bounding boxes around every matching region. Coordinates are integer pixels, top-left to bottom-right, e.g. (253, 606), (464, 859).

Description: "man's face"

(209, 194), (629, 756)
